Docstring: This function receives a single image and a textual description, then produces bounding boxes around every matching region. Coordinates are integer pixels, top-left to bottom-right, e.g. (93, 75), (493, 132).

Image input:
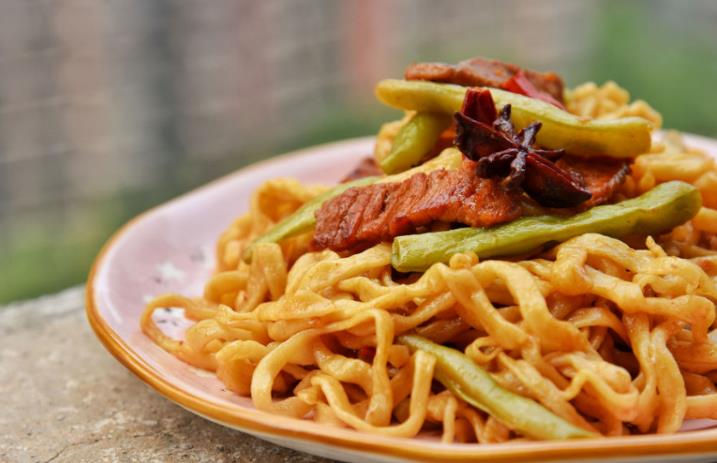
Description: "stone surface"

(0, 287), (333, 463)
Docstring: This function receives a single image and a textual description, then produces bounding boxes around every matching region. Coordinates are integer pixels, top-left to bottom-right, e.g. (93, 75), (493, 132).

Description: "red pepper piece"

(502, 70), (567, 110)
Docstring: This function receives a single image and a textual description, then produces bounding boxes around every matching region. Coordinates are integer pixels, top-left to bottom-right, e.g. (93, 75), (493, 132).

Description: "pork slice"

(555, 156), (630, 207)
(405, 169), (457, 226)
(313, 187), (362, 251)
(388, 173), (430, 237)
(311, 166), (521, 253)
(353, 183), (392, 248)
(341, 157), (382, 183)
(467, 177), (524, 225)
(335, 185), (376, 251)
(404, 57), (565, 103)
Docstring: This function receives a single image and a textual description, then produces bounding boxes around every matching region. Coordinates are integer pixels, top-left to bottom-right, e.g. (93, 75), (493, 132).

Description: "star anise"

(454, 88), (592, 208)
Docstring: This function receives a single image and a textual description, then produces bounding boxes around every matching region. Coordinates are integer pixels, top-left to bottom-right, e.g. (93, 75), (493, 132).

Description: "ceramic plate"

(88, 134), (717, 463)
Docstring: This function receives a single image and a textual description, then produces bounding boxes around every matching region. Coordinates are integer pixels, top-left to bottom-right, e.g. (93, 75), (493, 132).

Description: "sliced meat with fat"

(312, 163), (521, 253)
(555, 156), (630, 207)
(341, 157), (382, 183)
(405, 57), (565, 104)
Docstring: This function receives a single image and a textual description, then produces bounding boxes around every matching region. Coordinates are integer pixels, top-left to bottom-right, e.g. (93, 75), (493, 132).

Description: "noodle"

(141, 81), (717, 442)
(566, 81), (663, 128)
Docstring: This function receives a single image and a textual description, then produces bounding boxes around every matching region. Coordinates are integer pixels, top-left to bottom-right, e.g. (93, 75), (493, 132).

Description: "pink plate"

(88, 134), (717, 463)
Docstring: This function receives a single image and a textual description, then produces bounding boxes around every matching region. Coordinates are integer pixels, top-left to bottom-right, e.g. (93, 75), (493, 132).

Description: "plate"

(88, 134), (717, 463)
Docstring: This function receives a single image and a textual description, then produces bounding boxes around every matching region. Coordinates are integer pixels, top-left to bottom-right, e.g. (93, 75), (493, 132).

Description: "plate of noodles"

(88, 57), (717, 462)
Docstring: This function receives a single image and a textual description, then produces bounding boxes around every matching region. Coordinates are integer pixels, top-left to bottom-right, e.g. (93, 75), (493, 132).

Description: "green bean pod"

(375, 79), (653, 159)
(380, 112), (452, 174)
(392, 180), (701, 272)
(398, 335), (597, 440)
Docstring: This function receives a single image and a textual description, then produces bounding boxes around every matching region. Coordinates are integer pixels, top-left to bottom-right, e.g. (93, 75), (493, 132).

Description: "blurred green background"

(1, 0), (716, 303)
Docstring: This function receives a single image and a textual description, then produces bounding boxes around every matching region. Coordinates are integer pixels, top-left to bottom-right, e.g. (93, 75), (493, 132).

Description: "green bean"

(392, 181), (701, 272)
(398, 335), (597, 440)
(375, 79), (653, 159)
(380, 112), (452, 174)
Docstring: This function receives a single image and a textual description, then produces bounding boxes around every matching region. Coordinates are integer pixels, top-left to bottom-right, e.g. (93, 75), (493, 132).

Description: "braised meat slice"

(312, 163), (521, 252)
(556, 156), (630, 207)
(405, 57), (565, 104)
(341, 157), (382, 183)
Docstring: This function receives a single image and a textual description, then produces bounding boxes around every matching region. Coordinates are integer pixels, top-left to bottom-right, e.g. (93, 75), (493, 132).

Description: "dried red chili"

(501, 70), (567, 110)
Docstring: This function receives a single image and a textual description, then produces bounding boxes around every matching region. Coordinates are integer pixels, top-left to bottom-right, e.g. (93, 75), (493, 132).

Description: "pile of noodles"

(142, 82), (717, 442)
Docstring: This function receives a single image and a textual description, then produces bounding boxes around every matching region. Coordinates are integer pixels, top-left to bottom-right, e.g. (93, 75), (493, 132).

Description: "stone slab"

(0, 287), (332, 463)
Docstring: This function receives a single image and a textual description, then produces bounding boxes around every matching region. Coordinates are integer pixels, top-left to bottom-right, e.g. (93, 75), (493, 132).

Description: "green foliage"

(580, 0), (717, 136)
(0, 189), (179, 303)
